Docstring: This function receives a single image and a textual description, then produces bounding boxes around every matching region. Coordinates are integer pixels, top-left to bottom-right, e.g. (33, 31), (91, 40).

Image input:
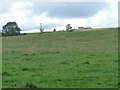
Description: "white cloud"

(0, 1), (34, 30)
(88, 9), (117, 28)
(9, 2), (33, 28)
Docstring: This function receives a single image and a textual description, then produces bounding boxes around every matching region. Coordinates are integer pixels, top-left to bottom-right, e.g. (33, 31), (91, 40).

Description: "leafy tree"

(2, 22), (21, 36)
(53, 28), (56, 32)
(66, 24), (72, 31)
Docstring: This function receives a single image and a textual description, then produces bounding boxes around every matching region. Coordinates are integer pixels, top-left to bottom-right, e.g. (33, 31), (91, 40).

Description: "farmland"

(2, 28), (118, 88)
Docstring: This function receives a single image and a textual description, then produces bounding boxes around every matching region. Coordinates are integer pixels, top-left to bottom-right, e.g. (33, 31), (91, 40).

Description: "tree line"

(1, 22), (75, 37)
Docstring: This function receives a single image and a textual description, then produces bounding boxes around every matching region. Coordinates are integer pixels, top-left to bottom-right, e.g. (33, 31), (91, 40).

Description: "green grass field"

(2, 28), (118, 88)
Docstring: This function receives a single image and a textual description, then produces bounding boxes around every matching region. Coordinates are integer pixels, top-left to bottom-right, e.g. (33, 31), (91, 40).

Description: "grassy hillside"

(2, 29), (118, 88)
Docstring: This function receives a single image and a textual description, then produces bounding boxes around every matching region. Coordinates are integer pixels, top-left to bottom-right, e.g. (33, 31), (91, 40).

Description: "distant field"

(2, 28), (118, 88)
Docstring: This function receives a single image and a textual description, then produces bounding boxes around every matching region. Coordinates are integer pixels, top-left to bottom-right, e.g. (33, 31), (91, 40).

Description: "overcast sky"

(0, 0), (119, 33)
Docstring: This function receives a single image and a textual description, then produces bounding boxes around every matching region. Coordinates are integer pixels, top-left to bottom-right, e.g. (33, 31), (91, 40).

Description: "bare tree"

(40, 23), (44, 34)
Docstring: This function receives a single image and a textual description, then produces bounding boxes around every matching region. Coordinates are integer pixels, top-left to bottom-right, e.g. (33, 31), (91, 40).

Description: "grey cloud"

(43, 23), (62, 29)
(0, 2), (108, 18)
(32, 2), (108, 18)
(22, 23), (60, 31)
